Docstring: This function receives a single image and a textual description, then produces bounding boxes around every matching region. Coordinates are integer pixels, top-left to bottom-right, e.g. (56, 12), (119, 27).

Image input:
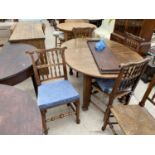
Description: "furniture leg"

(31, 74), (38, 96)
(74, 100), (80, 124)
(40, 110), (48, 135)
(82, 75), (92, 111)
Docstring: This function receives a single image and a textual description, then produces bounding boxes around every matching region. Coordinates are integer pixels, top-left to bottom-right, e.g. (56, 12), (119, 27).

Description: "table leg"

(82, 75), (92, 111)
(31, 74), (38, 96)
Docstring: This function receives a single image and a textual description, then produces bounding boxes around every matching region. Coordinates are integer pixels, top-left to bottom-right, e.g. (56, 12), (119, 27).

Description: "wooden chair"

(69, 27), (95, 77)
(107, 74), (155, 134)
(124, 32), (150, 56)
(90, 58), (150, 131)
(26, 47), (80, 134)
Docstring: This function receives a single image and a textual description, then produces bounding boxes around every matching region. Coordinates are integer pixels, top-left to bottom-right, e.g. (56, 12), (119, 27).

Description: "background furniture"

(0, 22), (16, 46)
(141, 58), (155, 83)
(27, 47), (80, 134)
(57, 22), (96, 41)
(9, 21), (45, 49)
(110, 19), (155, 56)
(0, 43), (38, 94)
(88, 19), (102, 27)
(0, 84), (42, 135)
(62, 38), (143, 111)
(108, 74), (155, 135)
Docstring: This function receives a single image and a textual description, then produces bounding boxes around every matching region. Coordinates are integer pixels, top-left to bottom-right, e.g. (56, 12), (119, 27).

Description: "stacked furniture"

(110, 19), (155, 56)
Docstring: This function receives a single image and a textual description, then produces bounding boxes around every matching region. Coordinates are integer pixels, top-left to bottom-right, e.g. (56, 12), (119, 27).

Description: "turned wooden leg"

(82, 75), (92, 111)
(102, 108), (111, 131)
(74, 100), (80, 124)
(76, 71), (79, 77)
(40, 110), (48, 135)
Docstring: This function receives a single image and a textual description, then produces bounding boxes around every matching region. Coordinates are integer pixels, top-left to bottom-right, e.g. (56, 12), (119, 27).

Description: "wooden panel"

(87, 40), (120, 73)
(9, 22), (45, 41)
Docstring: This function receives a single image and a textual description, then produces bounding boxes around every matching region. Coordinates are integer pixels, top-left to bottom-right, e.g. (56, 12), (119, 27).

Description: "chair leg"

(74, 100), (80, 124)
(102, 108), (111, 131)
(40, 110), (48, 135)
(69, 68), (73, 75)
(76, 71), (79, 77)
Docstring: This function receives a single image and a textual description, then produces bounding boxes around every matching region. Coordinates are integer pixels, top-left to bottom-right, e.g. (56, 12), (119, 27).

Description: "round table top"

(57, 22), (96, 32)
(62, 38), (143, 78)
(0, 84), (42, 134)
(0, 43), (37, 81)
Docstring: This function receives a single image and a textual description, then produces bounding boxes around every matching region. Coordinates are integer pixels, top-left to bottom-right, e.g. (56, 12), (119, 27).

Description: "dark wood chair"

(124, 32), (150, 56)
(70, 27), (95, 77)
(90, 58), (150, 131)
(108, 74), (155, 134)
(27, 47), (80, 134)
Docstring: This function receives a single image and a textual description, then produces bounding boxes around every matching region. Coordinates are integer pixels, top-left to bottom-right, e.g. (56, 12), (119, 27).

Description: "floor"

(15, 20), (155, 135)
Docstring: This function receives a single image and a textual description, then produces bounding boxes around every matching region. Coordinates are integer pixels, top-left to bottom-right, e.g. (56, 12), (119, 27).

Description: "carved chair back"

(72, 27), (94, 38)
(124, 32), (145, 52)
(27, 47), (67, 86)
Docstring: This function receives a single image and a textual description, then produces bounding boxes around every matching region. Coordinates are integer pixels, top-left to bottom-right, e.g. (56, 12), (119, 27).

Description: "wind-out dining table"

(62, 38), (143, 110)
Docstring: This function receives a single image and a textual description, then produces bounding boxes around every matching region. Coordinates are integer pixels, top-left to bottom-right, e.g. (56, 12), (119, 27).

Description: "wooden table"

(9, 22), (45, 49)
(0, 84), (42, 135)
(0, 43), (38, 94)
(62, 38), (143, 110)
(57, 22), (96, 41)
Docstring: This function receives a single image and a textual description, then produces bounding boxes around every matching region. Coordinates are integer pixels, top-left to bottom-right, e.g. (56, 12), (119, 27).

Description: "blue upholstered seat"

(96, 78), (115, 94)
(37, 80), (80, 109)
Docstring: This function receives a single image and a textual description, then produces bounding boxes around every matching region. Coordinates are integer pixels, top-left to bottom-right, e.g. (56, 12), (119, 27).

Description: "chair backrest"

(139, 74), (155, 107)
(124, 32), (145, 52)
(26, 47), (67, 85)
(110, 58), (150, 99)
(72, 27), (94, 38)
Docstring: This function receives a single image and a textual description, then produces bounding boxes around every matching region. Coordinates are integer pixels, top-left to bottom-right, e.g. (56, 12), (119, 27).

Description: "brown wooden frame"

(91, 58), (150, 131)
(26, 47), (80, 134)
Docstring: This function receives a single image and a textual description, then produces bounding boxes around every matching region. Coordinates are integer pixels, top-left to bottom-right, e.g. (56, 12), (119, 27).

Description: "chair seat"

(96, 78), (115, 94)
(111, 104), (155, 135)
(38, 80), (80, 109)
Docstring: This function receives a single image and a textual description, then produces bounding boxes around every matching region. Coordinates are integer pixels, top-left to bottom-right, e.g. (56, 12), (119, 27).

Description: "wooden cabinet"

(110, 19), (155, 56)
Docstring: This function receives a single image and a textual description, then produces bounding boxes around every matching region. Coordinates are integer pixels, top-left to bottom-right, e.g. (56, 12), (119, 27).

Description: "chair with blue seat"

(91, 58), (150, 131)
(27, 47), (80, 134)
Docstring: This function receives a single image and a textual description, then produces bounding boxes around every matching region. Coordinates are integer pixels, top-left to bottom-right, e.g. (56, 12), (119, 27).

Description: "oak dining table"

(57, 22), (96, 41)
(62, 38), (143, 110)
